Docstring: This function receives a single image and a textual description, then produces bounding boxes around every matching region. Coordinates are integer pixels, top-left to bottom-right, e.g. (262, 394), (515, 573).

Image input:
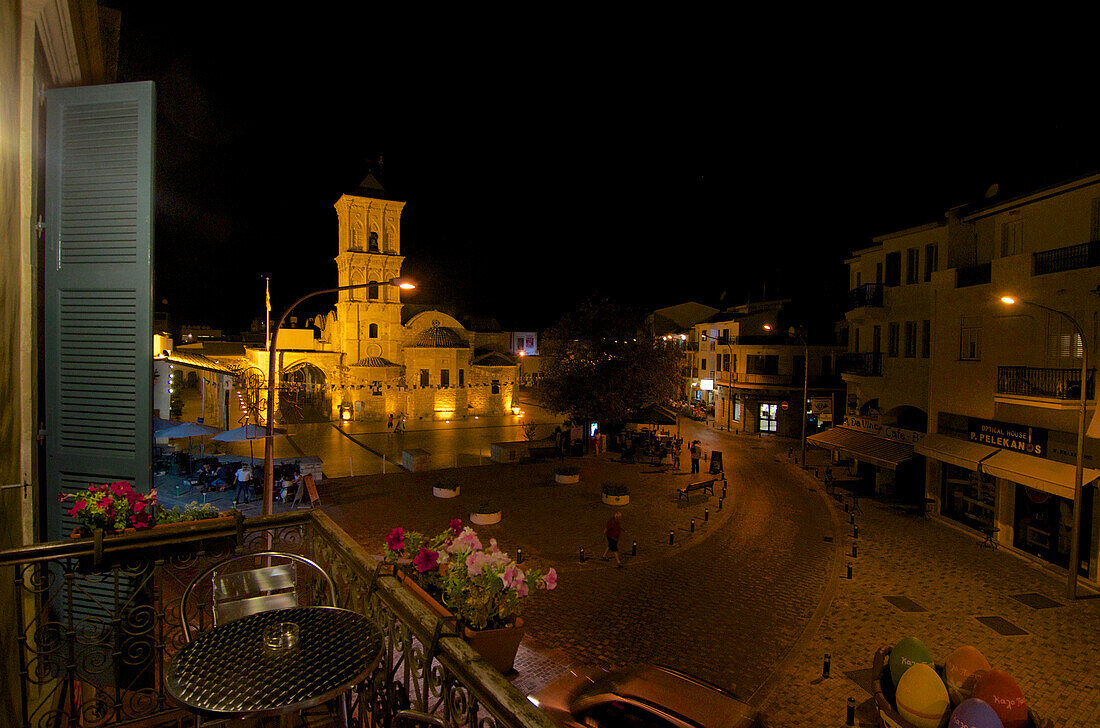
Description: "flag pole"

(265, 277), (271, 351)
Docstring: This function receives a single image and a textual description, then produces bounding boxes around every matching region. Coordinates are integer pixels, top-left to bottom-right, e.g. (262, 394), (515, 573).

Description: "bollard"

(719, 497), (724, 510)
(174, 484), (180, 497)
(517, 547), (524, 564)
(851, 543), (857, 558)
(632, 540), (637, 556)
(690, 518), (695, 533)
(669, 530), (674, 545)
(850, 512), (855, 525)
(579, 547), (585, 563)
(846, 697), (856, 726)
(853, 525), (859, 539)
(847, 562), (853, 579)
(722, 486), (727, 499)
(704, 508), (709, 522)
(844, 501), (849, 513)
(823, 653), (831, 679)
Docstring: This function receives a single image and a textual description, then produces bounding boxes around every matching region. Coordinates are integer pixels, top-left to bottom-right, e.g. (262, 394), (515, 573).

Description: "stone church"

(242, 175), (520, 424)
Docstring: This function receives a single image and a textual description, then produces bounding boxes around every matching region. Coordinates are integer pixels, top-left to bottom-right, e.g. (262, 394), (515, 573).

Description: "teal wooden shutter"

(45, 82), (155, 540)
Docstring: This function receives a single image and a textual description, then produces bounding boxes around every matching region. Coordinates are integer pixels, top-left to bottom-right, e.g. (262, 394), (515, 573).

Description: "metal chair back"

(180, 551), (336, 642)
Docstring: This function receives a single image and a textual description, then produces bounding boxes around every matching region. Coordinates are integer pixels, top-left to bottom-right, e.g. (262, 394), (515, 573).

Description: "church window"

(458, 369), (465, 387)
(491, 380), (500, 394)
(368, 231), (379, 252)
(368, 281), (379, 300)
(420, 369), (430, 387)
(440, 369), (450, 387)
(368, 323), (378, 338)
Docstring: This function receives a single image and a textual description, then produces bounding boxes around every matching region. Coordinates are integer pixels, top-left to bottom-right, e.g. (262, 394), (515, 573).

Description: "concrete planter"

(470, 510), (501, 525)
(602, 494), (630, 506)
(554, 473), (580, 485)
(432, 486), (460, 498)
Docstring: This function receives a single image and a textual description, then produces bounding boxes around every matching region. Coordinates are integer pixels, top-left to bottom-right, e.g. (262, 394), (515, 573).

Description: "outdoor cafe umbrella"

(213, 423), (287, 463)
(159, 421), (222, 461)
(154, 417), (182, 434)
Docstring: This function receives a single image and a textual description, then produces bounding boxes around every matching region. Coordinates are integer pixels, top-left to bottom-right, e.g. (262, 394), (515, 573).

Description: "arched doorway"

(279, 362), (330, 423)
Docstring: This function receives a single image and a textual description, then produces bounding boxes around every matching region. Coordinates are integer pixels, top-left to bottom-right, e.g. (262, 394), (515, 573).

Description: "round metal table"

(165, 606), (383, 722)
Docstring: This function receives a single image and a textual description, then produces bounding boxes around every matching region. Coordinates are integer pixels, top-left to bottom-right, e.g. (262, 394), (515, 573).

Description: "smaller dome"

(411, 325), (466, 348)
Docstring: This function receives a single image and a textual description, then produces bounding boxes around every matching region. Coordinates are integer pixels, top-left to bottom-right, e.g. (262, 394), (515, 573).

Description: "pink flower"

(385, 527), (405, 552)
(413, 547), (439, 573)
(488, 538), (500, 553)
(465, 550), (492, 576)
(449, 518), (462, 536)
(502, 563), (524, 588)
(450, 528), (482, 554)
(67, 499), (87, 517)
(131, 511), (152, 529)
(542, 568), (558, 591)
(515, 580), (529, 597)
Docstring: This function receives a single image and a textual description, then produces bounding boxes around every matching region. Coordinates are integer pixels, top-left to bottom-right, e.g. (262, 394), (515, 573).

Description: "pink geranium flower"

(502, 563), (523, 588)
(542, 568), (558, 591)
(68, 499), (87, 517)
(385, 527), (405, 552)
(465, 550), (492, 576)
(449, 518), (462, 536)
(515, 580), (529, 598)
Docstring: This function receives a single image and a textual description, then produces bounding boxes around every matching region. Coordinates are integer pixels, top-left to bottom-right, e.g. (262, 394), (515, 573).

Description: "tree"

(537, 297), (682, 426)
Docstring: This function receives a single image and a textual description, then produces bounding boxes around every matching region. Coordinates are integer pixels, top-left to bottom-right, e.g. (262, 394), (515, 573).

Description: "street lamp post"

(262, 278), (415, 515)
(1001, 296), (1090, 600)
(765, 324), (810, 466)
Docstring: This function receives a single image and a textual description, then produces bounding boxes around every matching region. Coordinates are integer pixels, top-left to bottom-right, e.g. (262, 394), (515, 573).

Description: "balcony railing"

(1033, 241), (1100, 276)
(0, 510), (555, 728)
(846, 283), (884, 310)
(997, 365), (1096, 400)
(955, 262), (992, 288)
(838, 352), (884, 377)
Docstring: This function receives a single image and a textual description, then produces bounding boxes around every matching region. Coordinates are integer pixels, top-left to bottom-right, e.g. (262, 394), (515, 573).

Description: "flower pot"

(470, 511), (501, 525)
(554, 473), (580, 484)
(432, 486), (460, 498)
(397, 571), (524, 673)
(462, 618), (525, 674)
(602, 493), (630, 506)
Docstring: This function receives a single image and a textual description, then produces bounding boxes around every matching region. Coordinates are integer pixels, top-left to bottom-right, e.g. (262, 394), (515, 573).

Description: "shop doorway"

(759, 403), (778, 433)
(1013, 485), (1094, 577)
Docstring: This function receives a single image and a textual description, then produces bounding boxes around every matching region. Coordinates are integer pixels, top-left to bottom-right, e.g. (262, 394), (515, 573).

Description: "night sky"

(103, 4), (1100, 334)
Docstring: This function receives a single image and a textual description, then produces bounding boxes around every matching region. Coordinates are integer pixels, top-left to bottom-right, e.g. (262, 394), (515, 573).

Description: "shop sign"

(842, 415), (924, 444)
(811, 397), (833, 414)
(967, 417), (1046, 457)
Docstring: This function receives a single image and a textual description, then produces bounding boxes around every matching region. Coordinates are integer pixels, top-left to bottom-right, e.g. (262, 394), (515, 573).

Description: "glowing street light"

(262, 277), (415, 514)
(1001, 294), (1089, 599)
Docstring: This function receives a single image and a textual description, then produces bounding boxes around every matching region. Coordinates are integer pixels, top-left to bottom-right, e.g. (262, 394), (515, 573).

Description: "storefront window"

(1013, 486), (1072, 569)
(941, 464), (995, 528)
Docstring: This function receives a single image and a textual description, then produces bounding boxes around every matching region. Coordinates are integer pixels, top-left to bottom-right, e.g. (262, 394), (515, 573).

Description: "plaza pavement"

(155, 420), (1100, 726)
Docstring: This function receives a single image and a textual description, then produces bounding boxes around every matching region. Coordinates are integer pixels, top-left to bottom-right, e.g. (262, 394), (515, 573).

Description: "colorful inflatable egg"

(948, 699), (1004, 728)
(944, 646), (992, 705)
(896, 663), (951, 728)
(889, 636), (935, 688)
(970, 670), (1027, 728)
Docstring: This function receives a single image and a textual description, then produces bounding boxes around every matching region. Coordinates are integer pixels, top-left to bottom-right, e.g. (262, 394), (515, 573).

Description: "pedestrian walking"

(672, 441), (681, 470)
(690, 440), (702, 474)
(592, 428), (601, 455)
(233, 463), (253, 504)
(601, 512), (623, 567)
(388, 413), (394, 429)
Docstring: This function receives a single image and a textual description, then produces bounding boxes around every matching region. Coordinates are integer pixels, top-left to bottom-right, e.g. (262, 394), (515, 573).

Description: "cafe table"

(165, 606), (383, 726)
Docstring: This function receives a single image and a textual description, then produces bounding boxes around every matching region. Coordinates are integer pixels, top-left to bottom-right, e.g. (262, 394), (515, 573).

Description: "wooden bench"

(527, 445), (559, 461)
(678, 478), (717, 501)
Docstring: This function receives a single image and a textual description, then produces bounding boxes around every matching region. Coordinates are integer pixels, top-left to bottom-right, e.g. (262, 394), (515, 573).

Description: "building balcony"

(845, 283), (884, 310)
(955, 262), (991, 288)
(0, 510), (554, 728)
(838, 352), (884, 377)
(997, 365), (1096, 401)
(1033, 240), (1100, 276)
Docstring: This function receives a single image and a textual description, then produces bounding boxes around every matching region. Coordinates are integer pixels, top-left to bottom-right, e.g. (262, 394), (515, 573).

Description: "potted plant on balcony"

(383, 520), (558, 673)
(601, 482), (630, 506)
(432, 479), (461, 498)
(61, 481), (158, 538)
(471, 500), (501, 525)
(554, 465), (580, 484)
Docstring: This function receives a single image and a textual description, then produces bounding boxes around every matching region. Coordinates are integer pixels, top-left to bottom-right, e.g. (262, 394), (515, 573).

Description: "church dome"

(410, 323), (466, 348)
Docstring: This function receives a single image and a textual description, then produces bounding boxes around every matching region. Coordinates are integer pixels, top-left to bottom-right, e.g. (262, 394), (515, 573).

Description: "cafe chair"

(180, 551), (336, 643)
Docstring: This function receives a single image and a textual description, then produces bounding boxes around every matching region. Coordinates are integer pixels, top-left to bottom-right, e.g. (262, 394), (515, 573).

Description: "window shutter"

(45, 82), (155, 540)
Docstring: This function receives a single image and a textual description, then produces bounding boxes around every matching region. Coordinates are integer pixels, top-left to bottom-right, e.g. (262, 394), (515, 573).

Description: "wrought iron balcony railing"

(0, 510), (555, 728)
(997, 365), (1096, 400)
(838, 352), (884, 377)
(1033, 240), (1100, 276)
(846, 283), (884, 310)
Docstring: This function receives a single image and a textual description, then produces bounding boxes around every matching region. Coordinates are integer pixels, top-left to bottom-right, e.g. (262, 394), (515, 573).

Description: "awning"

(806, 427), (917, 470)
(979, 449), (1100, 501)
(915, 434), (999, 471)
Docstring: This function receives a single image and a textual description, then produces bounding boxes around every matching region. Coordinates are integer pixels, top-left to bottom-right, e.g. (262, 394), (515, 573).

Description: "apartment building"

(825, 172), (1100, 589)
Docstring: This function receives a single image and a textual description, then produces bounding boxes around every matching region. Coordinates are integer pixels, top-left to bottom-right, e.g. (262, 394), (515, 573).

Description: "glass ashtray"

(262, 621), (299, 652)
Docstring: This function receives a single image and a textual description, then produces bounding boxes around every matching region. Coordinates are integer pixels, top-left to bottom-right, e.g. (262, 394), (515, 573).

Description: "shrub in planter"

(554, 465), (580, 484)
(433, 479), (461, 498)
(471, 500), (501, 525)
(601, 481), (630, 506)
